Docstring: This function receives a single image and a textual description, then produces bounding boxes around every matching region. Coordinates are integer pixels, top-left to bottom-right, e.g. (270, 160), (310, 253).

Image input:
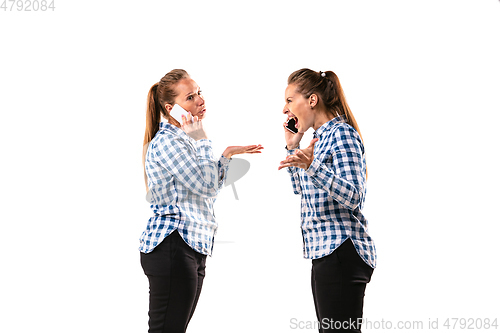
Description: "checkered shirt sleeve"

(139, 122), (231, 255)
(286, 117), (377, 268)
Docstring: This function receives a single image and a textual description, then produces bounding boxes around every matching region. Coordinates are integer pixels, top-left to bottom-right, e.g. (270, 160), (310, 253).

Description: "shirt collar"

(160, 121), (184, 135)
(159, 121), (196, 144)
(313, 115), (347, 138)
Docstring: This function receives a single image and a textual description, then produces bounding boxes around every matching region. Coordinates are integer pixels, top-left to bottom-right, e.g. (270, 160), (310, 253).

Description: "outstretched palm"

(223, 145), (264, 159)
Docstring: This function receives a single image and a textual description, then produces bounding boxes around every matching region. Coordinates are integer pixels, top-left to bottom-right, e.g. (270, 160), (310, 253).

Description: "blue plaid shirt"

(286, 116), (377, 268)
(139, 122), (231, 255)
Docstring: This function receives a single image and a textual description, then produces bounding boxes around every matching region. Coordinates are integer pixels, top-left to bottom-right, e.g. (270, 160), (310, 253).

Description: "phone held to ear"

(285, 117), (299, 134)
(169, 104), (188, 124)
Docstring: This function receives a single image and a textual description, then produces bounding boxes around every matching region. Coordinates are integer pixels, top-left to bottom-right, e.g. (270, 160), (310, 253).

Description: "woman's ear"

(309, 94), (318, 109)
(164, 103), (173, 113)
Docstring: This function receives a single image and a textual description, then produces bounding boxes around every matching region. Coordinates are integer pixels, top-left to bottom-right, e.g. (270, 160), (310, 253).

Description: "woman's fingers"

(278, 147), (312, 170)
(284, 155), (299, 164)
(278, 160), (306, 170)
(295, 149), (307, 159)
(278, 159), (309, 170)
(248, 148), (263, 154)
(278, 160), (291, 170)
(251, 145), (264, 153)
(222, 144), (264, 158)
(242, 144), (264, 153)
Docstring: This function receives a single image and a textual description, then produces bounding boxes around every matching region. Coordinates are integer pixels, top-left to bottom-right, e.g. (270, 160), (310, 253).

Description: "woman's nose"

(283, 105), (289, 114)
(198, 95), (205, 105)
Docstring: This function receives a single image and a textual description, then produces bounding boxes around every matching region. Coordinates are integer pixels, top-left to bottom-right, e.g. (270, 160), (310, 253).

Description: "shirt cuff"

(286, 145), (300, 156)
(219, 154), (231, 166)
(305, 157), (321, 176)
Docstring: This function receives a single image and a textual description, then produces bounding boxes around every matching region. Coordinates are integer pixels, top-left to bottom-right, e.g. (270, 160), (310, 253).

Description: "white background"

(1, 0), (499, 332)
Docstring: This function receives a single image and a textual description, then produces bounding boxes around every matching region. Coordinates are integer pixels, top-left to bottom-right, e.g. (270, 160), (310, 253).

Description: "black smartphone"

(285, 117), (298, 134)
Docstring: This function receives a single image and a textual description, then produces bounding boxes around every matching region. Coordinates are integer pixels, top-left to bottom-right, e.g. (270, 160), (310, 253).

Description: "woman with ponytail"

(140, 69), (263, 333)
(278, 69), (376, 332)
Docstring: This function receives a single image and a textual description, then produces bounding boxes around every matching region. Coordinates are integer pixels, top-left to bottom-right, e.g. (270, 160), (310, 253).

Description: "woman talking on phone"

(279, 69), (376, 332)
(140, 69), (263, 333)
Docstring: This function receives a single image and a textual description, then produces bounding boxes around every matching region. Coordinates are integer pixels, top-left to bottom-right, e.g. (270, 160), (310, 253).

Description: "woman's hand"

(181, 112), (208, 141)
(283, 120), (304, 149)
(223, 145), (264, 159)
(278, 138), (318, 171)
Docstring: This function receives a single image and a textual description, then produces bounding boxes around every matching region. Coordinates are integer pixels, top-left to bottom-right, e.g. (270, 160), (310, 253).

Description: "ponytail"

(325, 71), (364, 145)
(143, 83), (162, 146)
(143, 83), (161, 191)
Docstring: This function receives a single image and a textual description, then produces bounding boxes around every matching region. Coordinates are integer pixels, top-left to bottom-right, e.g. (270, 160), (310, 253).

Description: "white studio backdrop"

(1, 0), (499, 332)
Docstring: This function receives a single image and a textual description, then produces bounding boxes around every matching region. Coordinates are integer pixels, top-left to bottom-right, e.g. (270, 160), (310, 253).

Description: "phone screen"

(169, 104), (188, 124)
(286, 117), (298, 134)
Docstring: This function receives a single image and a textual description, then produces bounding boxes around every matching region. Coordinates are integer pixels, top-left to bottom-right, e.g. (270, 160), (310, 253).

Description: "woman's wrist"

(222, 148), (232, 159)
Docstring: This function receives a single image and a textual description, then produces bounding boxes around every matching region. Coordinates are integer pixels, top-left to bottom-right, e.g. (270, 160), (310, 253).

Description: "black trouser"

(311, 239), (374, 333)
(140, 230), (207, 333)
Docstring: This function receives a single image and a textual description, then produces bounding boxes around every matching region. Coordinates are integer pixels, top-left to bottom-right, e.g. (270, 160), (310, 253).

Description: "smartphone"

(285, 117), (299, 134)
(169, 104), (188, 124)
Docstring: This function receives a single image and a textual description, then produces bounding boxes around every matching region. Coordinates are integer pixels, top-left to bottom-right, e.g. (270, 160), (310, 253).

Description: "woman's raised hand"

(181, 112), (208, 141)
(223, 145), (264, 159)
(278, 138), (318, 171)
(283, 120), (304, 150)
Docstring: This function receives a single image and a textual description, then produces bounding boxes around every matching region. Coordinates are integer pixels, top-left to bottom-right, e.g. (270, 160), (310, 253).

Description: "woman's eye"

(187, 95), (193, 101)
